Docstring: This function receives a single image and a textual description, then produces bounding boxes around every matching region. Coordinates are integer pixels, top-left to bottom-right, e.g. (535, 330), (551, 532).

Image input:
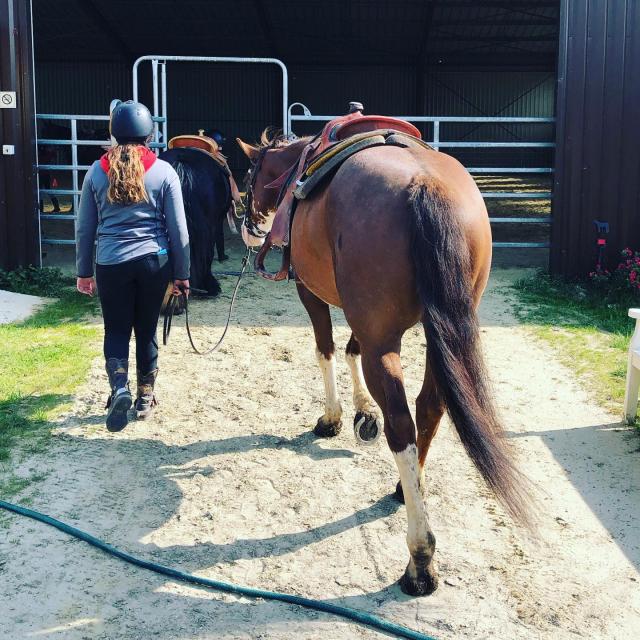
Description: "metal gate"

(132, 55), (289, 150)
(288, 104), (554, 249)
(37, 55), (289, 249)
(36, 94), (552, 251)
(36, 113), (165, 247)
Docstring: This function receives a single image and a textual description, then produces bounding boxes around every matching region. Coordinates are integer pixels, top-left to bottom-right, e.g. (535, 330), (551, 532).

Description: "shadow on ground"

(506, 421), (640, 572)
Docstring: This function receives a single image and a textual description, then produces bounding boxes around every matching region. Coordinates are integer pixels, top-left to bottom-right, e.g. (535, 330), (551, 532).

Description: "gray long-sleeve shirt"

(75, 157), (190, 279)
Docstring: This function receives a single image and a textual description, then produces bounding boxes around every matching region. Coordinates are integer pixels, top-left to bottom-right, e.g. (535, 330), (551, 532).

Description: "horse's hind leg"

(214, 215), (228, 262)
(361, 343), (438, 596)
(346, 334), (382, 444)
(395, 363), (445, 503)
(416, 365), (445, 471)
(296, 283), (342, 437)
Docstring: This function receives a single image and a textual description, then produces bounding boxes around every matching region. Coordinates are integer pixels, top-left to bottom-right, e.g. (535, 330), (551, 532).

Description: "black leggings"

(96, 253), (171, 375)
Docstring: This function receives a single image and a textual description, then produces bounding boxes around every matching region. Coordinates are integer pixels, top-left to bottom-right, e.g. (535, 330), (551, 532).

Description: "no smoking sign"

(0, 92), (17, 108)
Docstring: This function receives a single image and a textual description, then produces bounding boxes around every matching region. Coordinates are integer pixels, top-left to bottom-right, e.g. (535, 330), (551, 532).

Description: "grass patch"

(511, 272), (638, 416)
(0, 271), (100, 497)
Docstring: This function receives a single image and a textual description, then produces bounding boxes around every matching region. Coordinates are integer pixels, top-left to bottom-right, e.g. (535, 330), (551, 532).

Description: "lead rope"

(163, 247), (251, 356)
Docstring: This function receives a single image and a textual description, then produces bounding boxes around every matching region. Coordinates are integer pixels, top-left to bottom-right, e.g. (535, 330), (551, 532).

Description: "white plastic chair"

(624, 308), (640, 424)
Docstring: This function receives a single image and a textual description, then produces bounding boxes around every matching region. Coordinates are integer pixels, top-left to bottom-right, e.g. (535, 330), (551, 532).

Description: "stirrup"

(254, 235), (291, 281)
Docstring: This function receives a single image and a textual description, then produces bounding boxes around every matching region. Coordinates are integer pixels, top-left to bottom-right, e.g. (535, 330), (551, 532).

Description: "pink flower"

(631, 271), (637, 282)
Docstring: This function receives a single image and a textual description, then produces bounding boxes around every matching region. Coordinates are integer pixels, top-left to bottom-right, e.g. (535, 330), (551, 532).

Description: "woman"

(76, 100), (190, 432)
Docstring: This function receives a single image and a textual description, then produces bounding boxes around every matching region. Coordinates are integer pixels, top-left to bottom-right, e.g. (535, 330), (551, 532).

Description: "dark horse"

(160, 148), (234, 296)
(237, 130), (532, 596)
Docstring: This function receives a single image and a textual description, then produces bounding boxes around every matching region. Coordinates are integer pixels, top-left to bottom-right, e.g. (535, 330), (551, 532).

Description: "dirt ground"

(1, 238), (639, 640)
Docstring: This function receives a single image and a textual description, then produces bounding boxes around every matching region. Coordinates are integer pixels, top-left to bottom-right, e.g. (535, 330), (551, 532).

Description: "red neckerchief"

(99, 146), (156, 173)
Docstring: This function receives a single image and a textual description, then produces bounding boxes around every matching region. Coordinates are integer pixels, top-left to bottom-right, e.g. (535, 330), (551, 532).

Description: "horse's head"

(237, 130), (309, 247)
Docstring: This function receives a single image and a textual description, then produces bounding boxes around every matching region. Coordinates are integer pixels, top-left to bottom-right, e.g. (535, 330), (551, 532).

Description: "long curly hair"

(106, 144), (148, 204)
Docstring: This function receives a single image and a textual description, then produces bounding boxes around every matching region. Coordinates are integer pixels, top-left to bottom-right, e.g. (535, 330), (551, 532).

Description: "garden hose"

(0, 499), (437, 640)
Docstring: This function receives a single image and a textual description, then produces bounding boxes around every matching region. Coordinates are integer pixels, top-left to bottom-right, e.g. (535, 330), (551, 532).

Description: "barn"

(1, 0), (639, 277)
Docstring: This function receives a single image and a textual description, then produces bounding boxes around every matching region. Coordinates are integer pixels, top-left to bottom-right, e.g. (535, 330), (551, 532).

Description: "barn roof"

(33, 0), (559, 70)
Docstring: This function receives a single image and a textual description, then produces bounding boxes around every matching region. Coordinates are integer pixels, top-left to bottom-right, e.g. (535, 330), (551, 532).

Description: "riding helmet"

(205, 128), (226, 148)
(110, 100), (154, 144)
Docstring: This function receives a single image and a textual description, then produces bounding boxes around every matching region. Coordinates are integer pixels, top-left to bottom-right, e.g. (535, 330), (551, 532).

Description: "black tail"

(408, 176), (533, 527)
(165, 152), (221, 296)
(170, 153), (195, 219)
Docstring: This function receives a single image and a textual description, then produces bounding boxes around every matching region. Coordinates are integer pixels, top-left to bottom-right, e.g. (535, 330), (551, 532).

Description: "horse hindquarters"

(408, 176), (531, 528)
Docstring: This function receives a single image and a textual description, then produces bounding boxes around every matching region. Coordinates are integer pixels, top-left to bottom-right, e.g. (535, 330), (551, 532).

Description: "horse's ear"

(236, 138), (259, 161)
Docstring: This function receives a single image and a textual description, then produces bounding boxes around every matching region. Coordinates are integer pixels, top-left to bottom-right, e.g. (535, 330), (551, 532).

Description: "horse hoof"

(399, 570), (439, 597)
(313, 417), (342, 438)
(353, 411), (381, 446)
(394, 480), (405, 504)
(399, 561), (439, 597)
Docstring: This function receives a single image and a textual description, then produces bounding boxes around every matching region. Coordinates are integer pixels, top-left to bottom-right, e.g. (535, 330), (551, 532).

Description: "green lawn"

(511, 272), (638, 418)
(0, 272), (99, 497)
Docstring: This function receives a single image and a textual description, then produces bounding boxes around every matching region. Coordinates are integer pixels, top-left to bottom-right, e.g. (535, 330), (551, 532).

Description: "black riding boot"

(105, 357), (132, 432)
(135, 369), (158, 420)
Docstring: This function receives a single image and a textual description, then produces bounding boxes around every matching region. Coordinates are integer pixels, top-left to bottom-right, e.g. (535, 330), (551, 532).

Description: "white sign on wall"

(0, 91), (17, 108)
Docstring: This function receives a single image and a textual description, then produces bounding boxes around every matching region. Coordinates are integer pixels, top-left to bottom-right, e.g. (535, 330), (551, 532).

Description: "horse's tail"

(408, 175), (532, 528)
(168, 152), (195, 220)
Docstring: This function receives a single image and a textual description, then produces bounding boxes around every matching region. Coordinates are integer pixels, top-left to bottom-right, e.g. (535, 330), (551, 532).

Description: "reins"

(163, 247), (251, 355)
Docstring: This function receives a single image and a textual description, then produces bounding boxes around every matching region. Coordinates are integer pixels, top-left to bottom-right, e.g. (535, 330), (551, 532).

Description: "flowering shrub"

(616, 248), (640, 293)
(588, 264), (611, 288)
(587, 248), (640, 298)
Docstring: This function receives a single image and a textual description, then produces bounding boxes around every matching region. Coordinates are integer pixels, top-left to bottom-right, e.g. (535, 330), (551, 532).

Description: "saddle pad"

(294, 134), (387, 200)
(305, 130), (391, 178)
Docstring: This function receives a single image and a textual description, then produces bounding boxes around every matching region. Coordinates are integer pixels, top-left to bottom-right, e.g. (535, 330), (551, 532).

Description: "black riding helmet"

(110, 100), (153, 144)
(205, 128), (226, 148)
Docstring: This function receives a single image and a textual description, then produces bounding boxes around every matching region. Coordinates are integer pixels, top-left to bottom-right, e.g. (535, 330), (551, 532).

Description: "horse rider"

(75, 100), (190, 431)
(205, 128), (226, 151)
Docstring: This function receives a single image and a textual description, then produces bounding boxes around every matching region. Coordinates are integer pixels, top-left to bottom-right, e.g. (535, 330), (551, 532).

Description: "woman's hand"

(173, 279), (190, 297)
(77, 277), (96, 296)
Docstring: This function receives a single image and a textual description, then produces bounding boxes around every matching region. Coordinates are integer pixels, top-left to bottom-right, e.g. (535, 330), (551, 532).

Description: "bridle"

(242, 142), (274, 240)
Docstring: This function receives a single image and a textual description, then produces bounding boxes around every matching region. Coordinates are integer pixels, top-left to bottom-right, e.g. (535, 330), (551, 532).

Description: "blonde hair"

(106, 144), (148, 204)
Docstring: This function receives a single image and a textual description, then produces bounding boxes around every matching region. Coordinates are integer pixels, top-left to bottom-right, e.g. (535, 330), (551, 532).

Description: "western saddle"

(254, 102), (434, 281)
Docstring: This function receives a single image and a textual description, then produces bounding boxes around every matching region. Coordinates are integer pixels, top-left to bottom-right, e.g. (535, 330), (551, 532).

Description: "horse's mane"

(256, 127), (310, 150)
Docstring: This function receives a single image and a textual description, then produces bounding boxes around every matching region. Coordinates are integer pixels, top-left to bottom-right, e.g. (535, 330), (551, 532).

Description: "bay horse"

(236, 129), (531, 596)
(160, 148), (236, 296)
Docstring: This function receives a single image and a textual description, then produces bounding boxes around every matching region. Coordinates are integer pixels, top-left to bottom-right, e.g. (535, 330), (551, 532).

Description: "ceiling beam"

(442, 1), (558, 7)
(426, 52), (557, 68)
(433, 18), (557, 27)
(430, 32), (558, 43)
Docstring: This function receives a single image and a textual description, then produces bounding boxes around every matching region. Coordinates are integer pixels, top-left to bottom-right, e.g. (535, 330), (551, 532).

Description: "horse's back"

(291, 145), (491, 318)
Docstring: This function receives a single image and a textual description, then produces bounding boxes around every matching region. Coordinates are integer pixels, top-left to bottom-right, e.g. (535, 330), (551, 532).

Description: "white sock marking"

(346, 352), (377, 414)
(316, 348), (342, 423)
(393, 444), (431, 559)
